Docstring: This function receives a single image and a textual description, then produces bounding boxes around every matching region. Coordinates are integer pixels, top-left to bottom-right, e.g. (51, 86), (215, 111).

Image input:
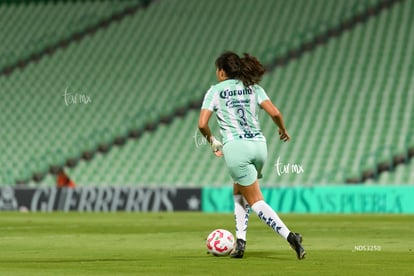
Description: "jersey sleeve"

(201, 86), (217, 111)
(255, 85), (270, 105)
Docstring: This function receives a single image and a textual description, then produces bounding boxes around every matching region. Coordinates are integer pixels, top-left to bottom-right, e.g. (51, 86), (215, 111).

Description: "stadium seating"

(0, 1), (141, 70)
(364, 158), (414, 185)
(0, 0), (412, 186)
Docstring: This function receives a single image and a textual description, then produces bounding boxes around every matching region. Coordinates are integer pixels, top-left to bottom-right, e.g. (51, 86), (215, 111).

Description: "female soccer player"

(198, 51), (306, 259)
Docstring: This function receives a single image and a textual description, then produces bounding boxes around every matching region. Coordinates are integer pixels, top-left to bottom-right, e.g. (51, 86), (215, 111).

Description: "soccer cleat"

(230, 239), (246, 258)
(287, 232), (306, 260)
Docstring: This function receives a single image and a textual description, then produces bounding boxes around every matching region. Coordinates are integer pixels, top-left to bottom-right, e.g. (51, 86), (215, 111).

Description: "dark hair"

(215, 51), (265, 86)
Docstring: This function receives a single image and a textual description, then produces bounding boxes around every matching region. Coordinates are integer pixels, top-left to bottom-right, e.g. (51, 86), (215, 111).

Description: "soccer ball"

(206, 229), (235, 256)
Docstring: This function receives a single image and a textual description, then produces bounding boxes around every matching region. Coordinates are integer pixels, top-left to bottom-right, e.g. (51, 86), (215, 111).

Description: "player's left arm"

(198, 109), (223, 157)
(260, 100), (290, 142)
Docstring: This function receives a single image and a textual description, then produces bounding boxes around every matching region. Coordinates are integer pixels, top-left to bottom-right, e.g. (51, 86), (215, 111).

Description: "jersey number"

(237, 108), (248, 127)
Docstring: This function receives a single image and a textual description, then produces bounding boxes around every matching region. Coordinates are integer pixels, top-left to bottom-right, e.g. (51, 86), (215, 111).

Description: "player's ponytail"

(215, 51), (265, 86)
(239, 53), (265, 86)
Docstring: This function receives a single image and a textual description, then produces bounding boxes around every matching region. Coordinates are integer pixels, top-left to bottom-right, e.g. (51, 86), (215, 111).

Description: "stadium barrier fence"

(0, 185), (413, 213)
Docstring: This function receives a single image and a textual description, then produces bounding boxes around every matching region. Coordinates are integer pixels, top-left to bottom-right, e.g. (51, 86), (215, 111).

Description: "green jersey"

(201, 79), (269, 144)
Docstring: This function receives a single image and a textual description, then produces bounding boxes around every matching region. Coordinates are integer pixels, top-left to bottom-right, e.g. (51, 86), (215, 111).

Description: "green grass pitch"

(0, 212), (412, 275)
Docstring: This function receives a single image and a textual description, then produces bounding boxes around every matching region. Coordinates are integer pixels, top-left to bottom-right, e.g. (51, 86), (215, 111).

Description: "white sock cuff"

(233, 194), (242, 202)
(251, 200), (265, 211)
(234, 195), (250, 209)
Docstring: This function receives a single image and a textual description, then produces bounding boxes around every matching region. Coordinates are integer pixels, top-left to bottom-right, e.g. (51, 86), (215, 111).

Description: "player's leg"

(222, 140), (252, 258)
(238, 181), (290, 238)
(231, 184), (250, 258)
(238, 181), (306, 259)
(233, 184), (250, 241)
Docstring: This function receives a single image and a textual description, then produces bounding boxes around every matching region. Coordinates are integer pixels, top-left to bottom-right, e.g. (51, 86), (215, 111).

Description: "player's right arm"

(198, 108), (223, 157)
(260, 99), (290, 142)
(199, 86), (223, 157)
